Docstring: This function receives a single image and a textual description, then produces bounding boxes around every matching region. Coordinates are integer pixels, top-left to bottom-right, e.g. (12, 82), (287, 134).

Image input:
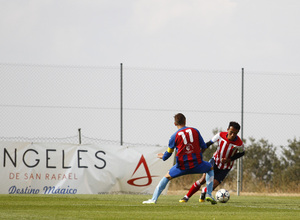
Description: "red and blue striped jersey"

(165, 126), (207, 170)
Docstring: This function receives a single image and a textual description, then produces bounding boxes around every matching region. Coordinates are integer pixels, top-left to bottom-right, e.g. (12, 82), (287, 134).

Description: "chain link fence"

(0, 63), (299, 154)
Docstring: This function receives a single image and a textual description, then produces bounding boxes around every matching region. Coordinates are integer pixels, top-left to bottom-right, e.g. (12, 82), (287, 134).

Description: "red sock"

(186, 181), (201, 198)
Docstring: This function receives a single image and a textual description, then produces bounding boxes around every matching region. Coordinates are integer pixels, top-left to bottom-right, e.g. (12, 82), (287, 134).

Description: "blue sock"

(151, 177), (169, 201)
(206, 169), (214, 196)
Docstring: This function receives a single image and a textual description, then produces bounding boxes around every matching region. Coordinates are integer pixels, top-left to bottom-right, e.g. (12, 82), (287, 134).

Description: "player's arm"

(202, 141), (212, 153)
(161, 147), (174, 161)
(230, 144), (245, 161)
(222, 144), (245, 163)
(206, 140), (214, 147)
(230, 151), (245, 161)
(202, 137), (217, 153)
(205, 133), (219, 149)
(161, 134), (176, 161)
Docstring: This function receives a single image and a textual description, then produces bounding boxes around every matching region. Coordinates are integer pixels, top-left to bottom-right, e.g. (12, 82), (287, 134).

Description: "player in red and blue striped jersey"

(143, 113), (217, 204)
(179, 121), (245, 203)
(165, 125), (205, 171)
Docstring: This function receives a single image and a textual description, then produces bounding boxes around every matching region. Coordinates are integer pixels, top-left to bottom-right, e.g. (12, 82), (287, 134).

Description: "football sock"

(151, 177), (169, 201)
(206, 169), (214, 196)
(202, 187), (207, 193)
(186, 180), (201, 198)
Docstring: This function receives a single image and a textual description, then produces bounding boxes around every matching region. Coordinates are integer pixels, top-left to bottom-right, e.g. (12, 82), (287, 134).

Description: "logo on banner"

(127, 155), (159, 187)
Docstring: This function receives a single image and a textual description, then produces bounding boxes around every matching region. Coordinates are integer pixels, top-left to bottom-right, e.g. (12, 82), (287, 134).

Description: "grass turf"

(0, 194), (299, 219)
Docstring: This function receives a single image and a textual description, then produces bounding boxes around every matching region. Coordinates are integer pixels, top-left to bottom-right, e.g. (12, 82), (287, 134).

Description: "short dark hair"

(174, 113), (186, 126)
(228, 121), (240, 131)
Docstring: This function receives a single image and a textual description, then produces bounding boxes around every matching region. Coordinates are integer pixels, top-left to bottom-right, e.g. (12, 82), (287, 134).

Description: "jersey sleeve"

(206, 140), (214, 147)
(230, 151), (245, 161)
(197, 129), (207, 151)
(211, 133), (221, 143)
(162, 147), (174, 161)
(162, 133), (176, 161)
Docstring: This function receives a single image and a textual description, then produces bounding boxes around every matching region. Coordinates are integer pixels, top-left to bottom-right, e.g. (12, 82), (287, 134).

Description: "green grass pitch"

(0, 194), (299, 219)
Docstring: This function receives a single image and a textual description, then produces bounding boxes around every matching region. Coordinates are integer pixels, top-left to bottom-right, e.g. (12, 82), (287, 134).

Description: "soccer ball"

(216, 189), (230, 203)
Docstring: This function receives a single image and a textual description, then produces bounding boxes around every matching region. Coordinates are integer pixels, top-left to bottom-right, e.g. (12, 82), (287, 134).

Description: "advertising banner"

(0, 142), (174, 195)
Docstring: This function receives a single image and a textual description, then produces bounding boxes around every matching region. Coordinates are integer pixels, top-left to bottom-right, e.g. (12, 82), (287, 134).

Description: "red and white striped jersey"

(212, 132), (244, 170)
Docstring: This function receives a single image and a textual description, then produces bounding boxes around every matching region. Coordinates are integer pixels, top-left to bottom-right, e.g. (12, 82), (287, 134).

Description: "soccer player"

(179, 121), (245, 203)
(143, 113), (217, 204)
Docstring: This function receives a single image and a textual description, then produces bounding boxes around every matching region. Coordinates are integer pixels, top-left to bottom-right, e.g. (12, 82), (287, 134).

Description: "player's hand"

(221, 158), (231, 163)
(157, 153), (163, 159)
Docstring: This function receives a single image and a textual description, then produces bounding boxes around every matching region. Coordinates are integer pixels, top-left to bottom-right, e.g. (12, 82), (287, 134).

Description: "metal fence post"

(237, 67), (244, 196)
(120, 63), (123, 146)
(78, 128), (82, 145)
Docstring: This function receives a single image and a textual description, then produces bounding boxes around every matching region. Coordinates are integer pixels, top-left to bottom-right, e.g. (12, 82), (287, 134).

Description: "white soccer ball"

(216, 189), (230, 203)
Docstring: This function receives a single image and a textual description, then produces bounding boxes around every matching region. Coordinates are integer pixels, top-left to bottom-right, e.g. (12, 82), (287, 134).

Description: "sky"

(0, 0), (300, 72)
(0, 0), (299, 152)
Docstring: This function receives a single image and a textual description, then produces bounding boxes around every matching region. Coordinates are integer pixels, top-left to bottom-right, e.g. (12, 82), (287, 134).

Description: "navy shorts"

(209, 158), (230, 183)
(169, 161), (212, 178)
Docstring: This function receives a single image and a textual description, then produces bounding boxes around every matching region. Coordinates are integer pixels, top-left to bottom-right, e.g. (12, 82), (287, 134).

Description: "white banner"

(0, 142), (174, 194)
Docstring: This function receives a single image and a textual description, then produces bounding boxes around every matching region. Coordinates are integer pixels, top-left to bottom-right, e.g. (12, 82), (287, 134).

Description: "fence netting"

(0, 63), (299, 151)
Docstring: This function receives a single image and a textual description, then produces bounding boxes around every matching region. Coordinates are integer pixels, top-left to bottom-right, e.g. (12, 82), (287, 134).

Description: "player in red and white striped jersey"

(212, 130), (244, 170)
(179, 121), (245, 203)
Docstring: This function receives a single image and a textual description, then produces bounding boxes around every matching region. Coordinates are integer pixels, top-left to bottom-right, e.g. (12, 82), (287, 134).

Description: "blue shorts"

(209, 158), (230, 183)
(168, 161), (212, 178)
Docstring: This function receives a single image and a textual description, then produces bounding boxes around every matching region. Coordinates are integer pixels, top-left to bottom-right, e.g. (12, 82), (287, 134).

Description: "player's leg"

(198, 173), (207, 202)
(143, 165), (183, 204)
(179, 179), (201, 202)
(151, 176), (170, 201)
(213, 179), (221, 190)
(200, 187), (206, 202)
(200, 178), (220, 201)
(180, 157), (215, 203)
(143, 173), (171, 204)
(179, 173), (206, 202)
(205, 167), (217, 204)
(179, 161), (216, 204)
(199, 157), (217, 205)
(201, 168), (230, 203)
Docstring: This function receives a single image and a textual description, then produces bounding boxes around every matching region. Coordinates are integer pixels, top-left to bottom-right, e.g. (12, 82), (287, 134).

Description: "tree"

(280, 137), (300, 190)
(243, 137), (281, 192)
